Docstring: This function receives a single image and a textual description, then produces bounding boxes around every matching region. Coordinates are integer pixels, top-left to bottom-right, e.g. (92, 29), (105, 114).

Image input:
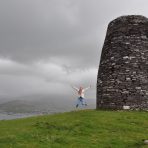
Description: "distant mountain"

(0, 98), (74, 114)
(0, 98), (12, 104)
(0, 100), (38, 113)
(0, 94), (95, 114)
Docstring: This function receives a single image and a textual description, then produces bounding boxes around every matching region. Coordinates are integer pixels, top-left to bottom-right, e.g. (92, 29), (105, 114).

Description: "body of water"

(0, 113), (39, 120)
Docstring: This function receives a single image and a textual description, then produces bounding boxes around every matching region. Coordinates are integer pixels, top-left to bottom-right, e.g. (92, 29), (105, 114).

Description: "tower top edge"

(108, 15), (148, 27)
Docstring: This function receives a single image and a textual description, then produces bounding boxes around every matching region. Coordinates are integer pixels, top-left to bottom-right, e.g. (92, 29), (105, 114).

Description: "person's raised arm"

(84, 85), (91, 91)
(71, 85), (79, 91)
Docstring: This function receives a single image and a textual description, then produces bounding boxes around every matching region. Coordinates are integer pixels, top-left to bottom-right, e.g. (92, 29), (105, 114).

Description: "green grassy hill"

(0, 110), (148, 148)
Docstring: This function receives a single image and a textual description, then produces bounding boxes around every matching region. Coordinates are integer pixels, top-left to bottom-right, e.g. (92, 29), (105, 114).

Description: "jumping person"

(71, 85), (91, 108)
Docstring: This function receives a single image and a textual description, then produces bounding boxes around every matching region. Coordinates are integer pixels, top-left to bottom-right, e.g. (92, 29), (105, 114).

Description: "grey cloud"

(0, 58), (97, 100)
(0, 0), (135, 66)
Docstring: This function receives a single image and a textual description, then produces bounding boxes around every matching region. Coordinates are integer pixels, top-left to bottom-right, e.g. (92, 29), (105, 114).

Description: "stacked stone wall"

(97, 15), (148, 110)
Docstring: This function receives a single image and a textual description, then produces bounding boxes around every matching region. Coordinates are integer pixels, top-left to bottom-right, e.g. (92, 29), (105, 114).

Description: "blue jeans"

(76, 97), (87, 108)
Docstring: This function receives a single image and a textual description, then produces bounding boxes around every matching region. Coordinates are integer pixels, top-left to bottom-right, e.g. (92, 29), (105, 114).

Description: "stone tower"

(97, 15), (148, 110)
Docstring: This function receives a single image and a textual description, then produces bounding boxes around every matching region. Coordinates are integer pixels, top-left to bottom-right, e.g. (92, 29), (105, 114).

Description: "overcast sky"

(0, 0), (148, 101)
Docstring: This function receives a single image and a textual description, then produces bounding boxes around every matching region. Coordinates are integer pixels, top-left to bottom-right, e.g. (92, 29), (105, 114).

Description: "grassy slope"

(0, 110), (148, 148)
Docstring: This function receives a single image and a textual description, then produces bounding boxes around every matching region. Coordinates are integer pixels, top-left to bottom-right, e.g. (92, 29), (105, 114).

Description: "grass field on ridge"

(0, 109), (148, 148)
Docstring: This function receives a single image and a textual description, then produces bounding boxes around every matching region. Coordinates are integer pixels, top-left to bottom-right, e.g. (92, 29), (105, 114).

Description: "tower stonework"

(97, 15), (148, 110)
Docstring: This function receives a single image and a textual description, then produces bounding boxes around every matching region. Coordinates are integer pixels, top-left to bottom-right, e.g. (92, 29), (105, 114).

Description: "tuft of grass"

(0, 110), (148, 148)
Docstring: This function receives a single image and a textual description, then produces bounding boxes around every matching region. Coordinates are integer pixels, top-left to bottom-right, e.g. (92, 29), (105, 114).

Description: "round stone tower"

(97, 15), (148, 110)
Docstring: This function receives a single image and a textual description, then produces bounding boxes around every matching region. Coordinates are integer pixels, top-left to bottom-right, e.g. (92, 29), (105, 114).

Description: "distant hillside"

(0, 110), (147, 148)
(0, 99), (64, 114)
(0, 100), (37, 113)
(0, 98), (95, 115)
(0, 95), (95, 114)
